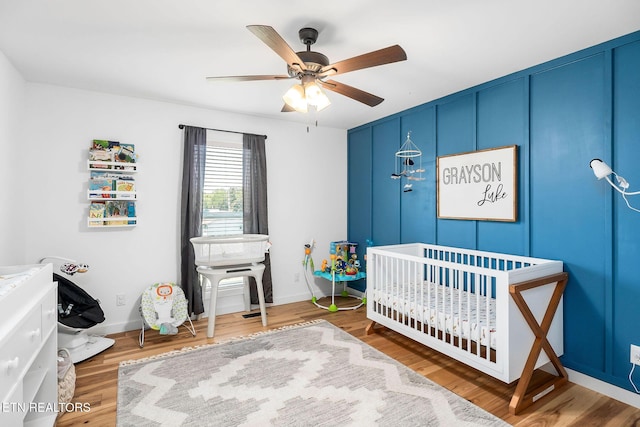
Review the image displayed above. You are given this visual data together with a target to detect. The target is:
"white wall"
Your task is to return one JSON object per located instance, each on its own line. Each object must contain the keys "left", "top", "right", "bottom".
{"left": 0, "top": 51, "right": 26, "bottom": 265}
{"left": 21, "top": 83, "right": 347, "bottom": 333}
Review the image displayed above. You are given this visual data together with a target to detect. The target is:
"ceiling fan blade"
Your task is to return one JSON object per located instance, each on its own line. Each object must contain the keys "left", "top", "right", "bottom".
{"left": 247, "top": 25, "right": 306, "bottom": 72}
{"left": 319, "top": 80, "right": 384, "bottom": 107}
{"left": 206, "top": 75, "right": 291, "bottom": 82}
{"left": 318, "top": 45, "right": 407, "bottom": 77}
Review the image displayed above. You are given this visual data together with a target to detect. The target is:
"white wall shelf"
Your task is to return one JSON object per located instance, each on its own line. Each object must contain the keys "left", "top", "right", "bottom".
{"left": 87, "top": 160, "right": 138, "bottom": 172}
{"left": 88, "top": 217, "right": 138, "bottom": 227}
{"left": 87, "top": 141, "right": 138, "bottom": 228}
{"left": 87, "top": 190, "right": 137, "bottom": 201}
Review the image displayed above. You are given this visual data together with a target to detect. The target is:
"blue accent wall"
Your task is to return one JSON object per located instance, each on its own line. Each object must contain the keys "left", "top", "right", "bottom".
{"left": 347, "top": 30, "right": 640, "bottom": 393}
{"left": 347, "top": 127, "right": 372, "bottom": 292}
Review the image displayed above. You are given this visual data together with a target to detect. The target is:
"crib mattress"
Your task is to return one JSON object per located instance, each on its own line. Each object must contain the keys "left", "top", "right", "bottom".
{"left": 372, "top": 282, "right": 497, "bottom": 349}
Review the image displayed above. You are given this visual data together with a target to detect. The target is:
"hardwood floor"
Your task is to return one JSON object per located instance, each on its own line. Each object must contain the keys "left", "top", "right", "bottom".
{"left": 56, "top": 298, "right": 640, "bottom": 426}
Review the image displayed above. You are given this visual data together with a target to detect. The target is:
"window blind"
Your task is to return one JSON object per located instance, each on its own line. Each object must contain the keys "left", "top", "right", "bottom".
{"left": 202, "top": 144, "right": 243, "bottom": 237}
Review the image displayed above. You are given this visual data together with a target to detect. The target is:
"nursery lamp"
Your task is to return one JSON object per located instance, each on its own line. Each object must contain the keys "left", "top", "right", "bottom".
{"left": 283, "top": 75, "right": 331, "bottom": 113}
{"left": 590, "top": 158, "right": 640, "bottom": 212}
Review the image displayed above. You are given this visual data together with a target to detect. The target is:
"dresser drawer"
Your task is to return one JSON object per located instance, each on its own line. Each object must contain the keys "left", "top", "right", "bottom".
{"left": 40, "top": 285, "right": 58, "bottom": 339}
{"left": 0, "top": 305, "right": 43, "bottom": 401}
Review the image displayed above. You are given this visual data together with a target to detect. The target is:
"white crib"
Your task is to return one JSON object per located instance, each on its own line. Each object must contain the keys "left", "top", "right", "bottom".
{"left": 366, "top": 243, "right": 568, "bottom": 414}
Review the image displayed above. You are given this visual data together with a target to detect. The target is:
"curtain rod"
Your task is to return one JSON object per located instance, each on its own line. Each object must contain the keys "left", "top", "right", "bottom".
{"left": 178, "top": 124, "right": 267, "bottom": 140}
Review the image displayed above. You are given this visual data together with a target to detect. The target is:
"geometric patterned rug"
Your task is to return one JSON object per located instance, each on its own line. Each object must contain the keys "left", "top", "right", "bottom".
{"left": 117, "top": 320, "right": 510, "bottom": 426}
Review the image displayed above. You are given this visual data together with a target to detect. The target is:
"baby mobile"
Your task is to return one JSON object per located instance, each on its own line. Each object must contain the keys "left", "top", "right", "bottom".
{"left": 391, "top": 131, "right": 425, "bottom": 192}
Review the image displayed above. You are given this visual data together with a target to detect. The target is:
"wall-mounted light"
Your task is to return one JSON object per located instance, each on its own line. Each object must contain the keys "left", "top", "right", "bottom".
{"left": 283, "top": 75, "right": 331, "bottom": 113}
{"left": 590, "top": 158, "right": 640, "bottom": 212}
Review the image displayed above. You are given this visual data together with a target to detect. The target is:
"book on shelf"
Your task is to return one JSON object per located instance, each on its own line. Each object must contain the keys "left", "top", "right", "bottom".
{"left": 114, "top": 143, "right": 136, "bottom": 163}
{"left": 127, "top": 201, "right": 136, "bottom": 225}
{"left": 116, "top": 179, "right": 135, "bottom": 198}
{"left": 89, "top": 172, "right": 135, "bottom": 199}
{"left": 88, "top": 199, "right": 136, "bottom": 227}
{"left": 92, "top": 140, "right": 121, "bottom": 151}
{"left": 105, "top": 200, "right": 129, "bottom": 225}
{"left": 89, "top": 202, "right": 106, "bottom": 226}
{"left": 89, "top": 149, "right": 114, "bottom": 167}
{"left": 89, "top": 140, "right": 137, "bottom": 169}
{"left": 89, "top": 178, "right": 114, "bottom": 199}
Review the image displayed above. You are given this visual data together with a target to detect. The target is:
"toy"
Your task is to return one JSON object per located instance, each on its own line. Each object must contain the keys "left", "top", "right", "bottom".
{"left": 335, "top": 256, "right": 347, "bottom": 274}
{"left": 303, "top": 241, "right": 314, "bottom": 272}
{"left": 345, "top": 253, "right": 359, "bottom": 275}
{"left": 302, "top": 239, "right": 318, "bottom": 303}
{"left": 309, "top": 240, "right": 368, "bottom": 312}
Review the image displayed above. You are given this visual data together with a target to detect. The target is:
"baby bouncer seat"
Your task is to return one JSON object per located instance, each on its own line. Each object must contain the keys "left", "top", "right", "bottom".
{"left": 139, "top": 282, "right": 196, "bottom": 347}
{"left": 55, "top": 272, "right": 116, "bottom": 363}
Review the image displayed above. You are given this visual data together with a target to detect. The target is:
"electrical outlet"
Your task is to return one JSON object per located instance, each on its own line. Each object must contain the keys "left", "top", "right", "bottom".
{"left": 631, "top": 344, "right": 640, "bottom": 365}
{"left": 116, "top": 294, "right": 126, "bottom": 307}
{"left": 293, "top": 273, "right": 300, "bottom": 283}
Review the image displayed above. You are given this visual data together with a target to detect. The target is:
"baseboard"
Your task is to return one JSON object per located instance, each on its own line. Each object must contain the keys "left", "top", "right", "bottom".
{"left": 90, "top": 320, "right": 139, "bottom": 336}
{"left": 566, "top": 367, "right": 640, "bottom": 409}
{"left": 273, "top": 291, "right": 316, "bottom": 306}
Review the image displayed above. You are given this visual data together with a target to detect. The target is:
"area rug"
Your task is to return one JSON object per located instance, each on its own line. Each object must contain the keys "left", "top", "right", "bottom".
{"left": 117, "top": 320, "right": 509, "bottom": 426}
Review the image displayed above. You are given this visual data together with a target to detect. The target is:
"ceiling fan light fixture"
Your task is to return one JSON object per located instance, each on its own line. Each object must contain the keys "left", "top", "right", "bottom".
{"left": 303, "top": 80, "right": 323, "bottom": 100}
{"left": 304, "top": 80, "right": 331, "bottom": 111}
{"left": 283, "top": 79, "right": 331, "bottom": 113}
{"left": 311, "top": 89, "right": 331, "bottom": 111}
{"left": 283, "top": 84, "right": 308, "bottom": 113}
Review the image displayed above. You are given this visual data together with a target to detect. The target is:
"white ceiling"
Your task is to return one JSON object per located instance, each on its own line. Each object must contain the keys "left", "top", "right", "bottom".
{"left": 1, "top": 0, "right": 639, "bottom": 130}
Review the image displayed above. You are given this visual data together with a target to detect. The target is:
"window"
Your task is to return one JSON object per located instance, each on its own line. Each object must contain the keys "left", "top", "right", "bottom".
{"left": 201, "top": 134, "right": 244, "bottom": 291}
{"left": 202, "top": 140, "right": 243, "bottom": 236}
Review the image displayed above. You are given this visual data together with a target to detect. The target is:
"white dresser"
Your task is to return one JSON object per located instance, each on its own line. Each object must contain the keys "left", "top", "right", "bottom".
{"left": 0, "top": 264, "right": 57, "bottom": 427}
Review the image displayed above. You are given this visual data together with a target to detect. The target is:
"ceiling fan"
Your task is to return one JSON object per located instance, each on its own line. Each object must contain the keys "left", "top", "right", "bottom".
{"left": 206, "top": 25, "right": 407, "bottom": 113}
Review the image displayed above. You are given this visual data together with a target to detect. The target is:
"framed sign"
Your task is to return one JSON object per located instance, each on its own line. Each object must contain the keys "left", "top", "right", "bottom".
{"left": 437, "top": 145, "right": 517, "bottom": 222}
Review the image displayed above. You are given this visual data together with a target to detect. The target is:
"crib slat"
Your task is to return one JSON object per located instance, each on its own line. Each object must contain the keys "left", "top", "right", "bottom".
{"left": 485, "top": 274, "right": 491, "bottom": 361}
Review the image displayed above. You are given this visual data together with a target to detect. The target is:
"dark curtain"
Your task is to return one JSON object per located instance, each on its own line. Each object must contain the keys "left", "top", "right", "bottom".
{"left": 180, "top": 126, "right": 206, "bottom": 315}
{"left": 243, "top": 133, "right": 273, "bottom": 304}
